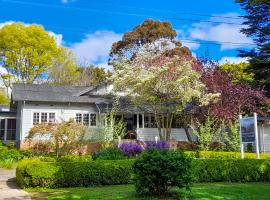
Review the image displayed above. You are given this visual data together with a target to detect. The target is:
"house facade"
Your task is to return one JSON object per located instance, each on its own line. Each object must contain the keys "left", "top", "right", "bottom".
{"left": 0, "top": 83, "right": 195, "bottom": 148}
{"left": 1, "top": 83, "right": 270, "bottom": 153}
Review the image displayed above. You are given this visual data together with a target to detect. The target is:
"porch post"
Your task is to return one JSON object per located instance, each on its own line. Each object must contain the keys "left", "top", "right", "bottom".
{"left": 4, "top": 119, "right": 7, "bottom": 141}
{"left": 137, "top": 113, "right": 139, "bottom": 129}
{"left": 142, "top": 113, "right": 145, "bottom": 128}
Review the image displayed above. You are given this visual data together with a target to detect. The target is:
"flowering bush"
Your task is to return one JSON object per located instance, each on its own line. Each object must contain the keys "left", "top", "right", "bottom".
{"left": 119, "top": 142, "right": 143, "bottom": 157}
{"left": 145, "top": 141, "right": 169, "bottom": 150}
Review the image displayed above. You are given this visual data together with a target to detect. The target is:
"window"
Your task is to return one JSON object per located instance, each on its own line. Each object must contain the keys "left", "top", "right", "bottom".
{"left": 6, "top": 119, "right": 16, "bottom": 140}
{"left": 49, "top": 113, "right": 56, "bottom": 123}
{"left": 0, "top": 119, "right": 5, "bottom": 140}
{"left": 41, "top": 113, "right": 48, "bottom": 123}
{"left": 33, "top": 112, "right": 56, "bottom": 125}
{"left": 33, "top": 112, "right": 40, "bottom": 124}
{"left": 90, "top": 114, "right": 97, "bottom": 126}
{"left": 76, "top": 113, "right": 82, "bottom": 123}
{"left": 83, "top": 114, "right": 89, "bottom": 126}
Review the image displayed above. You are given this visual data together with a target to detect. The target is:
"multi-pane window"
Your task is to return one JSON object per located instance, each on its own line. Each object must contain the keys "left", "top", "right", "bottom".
{"left": 49, "top": 113, "right": 56, "bottom": 123}
{"left": 33, "top": 112, "right": 40, "bottom": 124}
{"left": 76, "top": 113, "right": 82, "bottom": 123}
{"left": 83, "top": 114, "right": 89, "bottom": 126}
{"left": 33, "top": 112, "right": 56, "bottom": 125}
{"left": 76, "top": 113, "right": 97, "bottom": 126}
{"left": 90, "top": 114, "right": 97, "bottom": 126}
{"left": 41, "top": 113, "right": 48, "bottom": 123}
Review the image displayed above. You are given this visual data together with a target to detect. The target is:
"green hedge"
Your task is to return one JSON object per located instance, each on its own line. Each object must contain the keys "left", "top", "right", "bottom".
{"left": 193, "top": 159, "right": 270, "bottom": 182}
{"left": 17, "top": 157, "right": 270, "bottom": 188}
{"left": 16, "top": 159, "right": 133, "bottom": 188}
{"left": 186, "top": 151, "right": 270, "bottom": 159}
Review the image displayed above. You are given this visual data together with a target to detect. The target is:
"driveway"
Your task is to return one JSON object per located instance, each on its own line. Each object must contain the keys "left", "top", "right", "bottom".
{"left": 0, "top": 169, "right": 31, "bottom": 200}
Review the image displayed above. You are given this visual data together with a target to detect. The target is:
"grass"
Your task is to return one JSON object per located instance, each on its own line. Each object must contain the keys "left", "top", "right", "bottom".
{"left": 25, "top": 183, "right": 270, "bottom": 200}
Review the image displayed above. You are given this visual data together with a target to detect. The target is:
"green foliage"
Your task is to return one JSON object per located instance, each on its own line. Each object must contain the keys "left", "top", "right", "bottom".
{"left": 92, "top": 147, "right": 126, "bottom": 160}
{"left": 0, "top": 148, "right": 24, "bottom": 161}
{"left": 0, "top": 158, "right": 17, "bottom": 169}
{"left": 48, "top": 48, "right": 80, "bottom": 85}
{"left": 133, "top": 149, "right": 193, "bottom": 196}
{"left": 186, "top": 150, "right": 270, "bottom": 160}
{"left": 193, "top": 159, "right": 270, "bottom": 182}
{"left": 191, "top": 117, "right": 222, "bottom": 150}
{"left": 0, "top": 89, "right": 9, "bottom": 105}
{"left": 77, "top": 66, "right": 112, "bottom": 87}
{"left": 16, "top": 159, "right": 133, "bottom": 188}
{"left": 0, "top": 23, "right": 61, "bottom": 84}
{"left": 219, "top": 62, "right": 254, "bottom": 83}
{"left": 224, "top": 122, "right": 240, "bottom": 152}
{"left": 236, "top": 0, "right": 270, "bottom": 94}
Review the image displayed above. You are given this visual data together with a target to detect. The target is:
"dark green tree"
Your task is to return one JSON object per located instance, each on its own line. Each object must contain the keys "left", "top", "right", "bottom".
{"left": 236, "top": 0, "right": 270, "bottom": 94}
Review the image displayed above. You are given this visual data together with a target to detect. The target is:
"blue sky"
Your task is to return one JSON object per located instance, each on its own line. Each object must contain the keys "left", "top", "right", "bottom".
{"left": 0, "top": 0, "right": 254, "bottom": 69}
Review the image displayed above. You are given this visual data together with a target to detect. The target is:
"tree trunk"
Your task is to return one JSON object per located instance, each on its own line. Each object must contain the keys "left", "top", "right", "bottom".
{"left": 155, "top": 113, "right": 163, "bottom": 139}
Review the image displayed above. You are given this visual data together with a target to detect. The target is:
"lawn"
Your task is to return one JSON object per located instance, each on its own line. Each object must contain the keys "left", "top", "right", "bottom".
{"left": 26, "top": 183, "right": 270, "bottom": 200}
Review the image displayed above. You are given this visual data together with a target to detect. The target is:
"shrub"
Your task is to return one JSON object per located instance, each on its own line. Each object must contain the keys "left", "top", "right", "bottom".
{"left": 133, "top": 149, "right": 193, "bottom": 196}
{"left": 92, "top": 147, "right": 126, "bottom": 160}
{"left": 57, "top": 155, "right": 91, "bottom": 162}
{"left": 119, "top": 142, "right": 143, "bottom": 157}
{"left": 192, "top": 159, "right": 270, "bottom": 182}
{"left": 0, "top": 158, "right": 17, "bottom": 169}
{"left": 187, "top": 151, "right": 270, "bottom": 160}
{"left": 144, "top": 141, "right": 169, "bottom": 150}
{"left": 16, "top": 159, "right": 134, "bottom": 188}
{"left": 0, "top": 149, "right": 24, "bottom": 161}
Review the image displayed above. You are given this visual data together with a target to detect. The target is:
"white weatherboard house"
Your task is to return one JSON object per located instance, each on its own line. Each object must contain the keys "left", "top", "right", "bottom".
{"left": 0, "top": 83, "right": 196, "bottom": 148}
{"left": 1, "top": 83, "right": 270, "bottom": 152}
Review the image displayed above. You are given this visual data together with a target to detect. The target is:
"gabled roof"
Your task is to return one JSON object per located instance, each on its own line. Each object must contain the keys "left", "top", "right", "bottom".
{"left": 12, "top": 83, "right": 110, "bottom": 104}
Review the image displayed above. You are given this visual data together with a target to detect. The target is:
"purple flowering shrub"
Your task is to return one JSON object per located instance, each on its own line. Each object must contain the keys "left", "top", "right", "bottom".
{"left": 119, "top": 142, "right": 143, "bottom": 157}
{"left": 145, "top": 140, "right": 170, "bottom": 150}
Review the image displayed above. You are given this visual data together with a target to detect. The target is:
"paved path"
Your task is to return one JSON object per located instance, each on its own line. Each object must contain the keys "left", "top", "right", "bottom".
{"left": 0, "top": 169, "right": 31, "bottom": 200}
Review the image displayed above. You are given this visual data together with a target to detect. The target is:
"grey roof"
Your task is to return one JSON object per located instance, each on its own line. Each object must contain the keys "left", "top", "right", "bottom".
{"left": 12, "top": 83, "right": 110, "bottom": 104}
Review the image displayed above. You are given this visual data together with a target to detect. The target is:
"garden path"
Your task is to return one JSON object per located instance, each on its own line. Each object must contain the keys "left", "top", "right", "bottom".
{"left": 0, "top": 169, "right": 30, "bottom": 200}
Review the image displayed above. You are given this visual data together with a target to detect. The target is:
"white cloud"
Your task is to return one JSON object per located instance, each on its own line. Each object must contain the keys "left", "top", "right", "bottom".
{"left": 71, "top": 31, "right": 122, "bottom": 69}
{"left": 0, "top": 21, "right": 14, "bottom": 29}
{"left": 177, "top": 29, "right": 200, "bottom": 50}
{"left": 219, "top": 56, "right": 248, "bottom": 64}
{"left": 177, "top": 13, "right": 254, "bottom": 51}
{"left": 48, "top": 31, "right": 63, "bottom": 46}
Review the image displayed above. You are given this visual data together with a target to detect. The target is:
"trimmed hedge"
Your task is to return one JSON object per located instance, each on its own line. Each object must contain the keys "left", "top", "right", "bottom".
{"left": 16, "top": 159, "right": 133, "bottom": 188}
{"left": 17, "top": 157, "right": 270, "bottom": 188}
{"left": 193, "top": 159, "right": 270, "bottom": 182}
{"left": 186, "top": 151, "right": 270, "bottom": 159}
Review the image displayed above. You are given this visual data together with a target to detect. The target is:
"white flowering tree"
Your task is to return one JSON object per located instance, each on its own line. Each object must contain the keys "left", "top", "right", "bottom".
{"left": 111, "top": 51, "right": 219, "bottom": 140}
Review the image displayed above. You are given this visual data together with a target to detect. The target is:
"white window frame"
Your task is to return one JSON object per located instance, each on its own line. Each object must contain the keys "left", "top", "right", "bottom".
{"left": 75, "top": 112, "right": 97, "bottom": 127}
{"left": 32, "top": 111, "right": 56, "bottom": 125}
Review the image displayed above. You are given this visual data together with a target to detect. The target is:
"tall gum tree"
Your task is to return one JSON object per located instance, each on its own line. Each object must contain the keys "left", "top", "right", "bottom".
{"left": 109, "top": 19, "right": 191, "bottom": 64}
